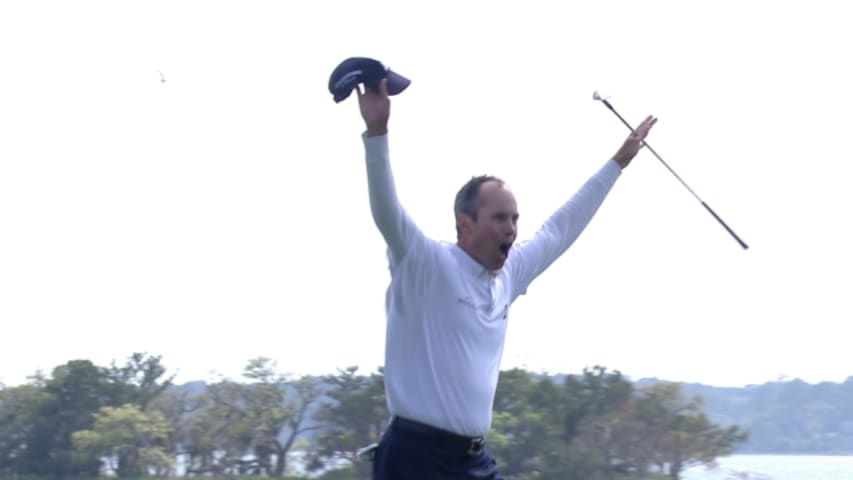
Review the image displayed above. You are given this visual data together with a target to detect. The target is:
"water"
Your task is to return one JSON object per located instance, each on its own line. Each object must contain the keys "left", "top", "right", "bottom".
{"left": 682, "top": 454, "right": 853, "bottom": 480}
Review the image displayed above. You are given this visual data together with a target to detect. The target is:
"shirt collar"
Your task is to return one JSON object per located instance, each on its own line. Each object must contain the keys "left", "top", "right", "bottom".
{"left": 450, "top": 244, "right": 498, "bottom": 278}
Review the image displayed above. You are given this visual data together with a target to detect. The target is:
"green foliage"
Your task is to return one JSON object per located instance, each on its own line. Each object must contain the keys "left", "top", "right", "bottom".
{"left": 624, "top": 382, "right": 749, "bottom": 479}
{"left": 177, "top": 358, "right": 322, "bottom": 476}
{"left": 0, "top": 384, "right": 52, "bottom": 477}
{"left": 312, "top": 466, "right": 362, "bottom": 480}
{"left": 72, "top": 404, "right": 174, "bottom": 477}
{"left": 675, "top": 377, "right": 853, "bottom": 454}
{"left": 22, "top": 359, "right": 120, "bottom": 477}
{"left": 105, "top": 353, "right": 175, "bottom": 411}
{"left": 0, "top": 355, "right": 761, "bottom": 479}
{"left": 487, "top": 367, "right": 749, "bottom": 480}
{"left": 308, "top": 366, "right": 387, "bottom": 480}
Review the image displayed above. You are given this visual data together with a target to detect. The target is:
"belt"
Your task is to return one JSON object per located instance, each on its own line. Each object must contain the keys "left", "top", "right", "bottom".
{"left": 390, "top": 416, "right": 486, "bottom": 455}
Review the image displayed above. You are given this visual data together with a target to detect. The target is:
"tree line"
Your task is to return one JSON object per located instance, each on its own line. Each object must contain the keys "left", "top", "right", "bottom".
{"left": 0, "top": 353, "right": 747, "bottom": 480}
{"left": 673, "top": 377, "right": 853, "bottom": 454}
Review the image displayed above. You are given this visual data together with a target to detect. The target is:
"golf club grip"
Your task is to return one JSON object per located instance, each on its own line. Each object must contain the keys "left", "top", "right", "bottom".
{"left": 701, "top": 201, "right": 749, "bottom": 249}
{"left": 599, "top": 97, "right": 748, "bottom": 249}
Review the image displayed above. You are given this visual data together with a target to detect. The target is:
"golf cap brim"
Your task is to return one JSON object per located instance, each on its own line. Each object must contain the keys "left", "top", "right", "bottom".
{"left": 329, "top": 57, "right": 411, "bottom": 103}
{"left": 383, "top": 70, "right": 411, "bottom": 96}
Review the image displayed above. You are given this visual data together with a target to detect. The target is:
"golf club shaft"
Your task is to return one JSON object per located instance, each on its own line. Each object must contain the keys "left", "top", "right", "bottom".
{"left": 600, "top": 99, "right": 749, "bottom": 250}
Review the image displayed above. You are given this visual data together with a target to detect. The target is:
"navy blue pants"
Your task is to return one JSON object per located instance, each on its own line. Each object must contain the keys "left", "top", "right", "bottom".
{"left": 372, "top": 418, "right": 503, "bottom": 480}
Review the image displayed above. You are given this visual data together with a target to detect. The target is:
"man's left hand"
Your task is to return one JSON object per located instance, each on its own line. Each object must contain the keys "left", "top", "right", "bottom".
{"left": 612, "top": 115, "right": 658, "bottom": 169}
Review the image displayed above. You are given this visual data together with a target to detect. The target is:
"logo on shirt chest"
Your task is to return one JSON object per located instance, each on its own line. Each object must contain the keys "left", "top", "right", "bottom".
{"left": 457, "top": 296, "right": 509, "bottom": 323}
{"left": 456, "top": 296, "right": 476, "bottom": 310}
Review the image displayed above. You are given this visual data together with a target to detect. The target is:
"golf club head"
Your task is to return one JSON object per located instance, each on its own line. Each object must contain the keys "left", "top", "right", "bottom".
{"left": 592, "top": 90, "right": 611, "bottom": 102}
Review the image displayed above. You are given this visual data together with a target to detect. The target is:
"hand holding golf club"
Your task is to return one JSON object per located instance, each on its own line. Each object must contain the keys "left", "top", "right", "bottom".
{"left": 593, "top": 90, "right": 749, "bottom": 250}
{"left": 611, "top": 115, "right": 658, "bottom": 169}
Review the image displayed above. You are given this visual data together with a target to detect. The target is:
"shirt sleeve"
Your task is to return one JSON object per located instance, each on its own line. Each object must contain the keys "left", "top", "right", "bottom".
{"left": 507, "top": 159, "right": 622, "bottom": 300}
{"left": 363, "top": 133, "right": 438, "bottom": 293}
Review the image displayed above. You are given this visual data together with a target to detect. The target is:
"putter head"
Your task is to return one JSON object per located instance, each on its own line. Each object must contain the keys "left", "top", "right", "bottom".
{"left": 592, "top": 90, "right": 611, "bottom": 102}
{"left": 357, "top": 443, "right": 379, "bottom": 462}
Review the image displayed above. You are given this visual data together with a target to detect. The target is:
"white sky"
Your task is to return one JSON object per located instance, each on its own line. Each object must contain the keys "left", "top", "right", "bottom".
{"left": 1, "top": 1, "right": 850, "bottom": 388}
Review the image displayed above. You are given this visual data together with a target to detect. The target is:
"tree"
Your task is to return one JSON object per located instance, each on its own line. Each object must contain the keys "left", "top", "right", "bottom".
{"left": 180, "top": 358, "right": 323, "bottom": 477}
{"left": 177, "top": 385, "right": 235, "bottom": 476}
{"left": 242, "top": 357, "right": 323, "bottom": 476}
{"left": 4, "top": 355, "right": 177, "bottom": 478}
{"left": 488, "top": 369, "right": 564, "bottom": 477}
{"left": 630, "top": 382, "right": 748, "bottom": 480}
{"left": 487, "top": 367, "right": 637, "bottom": 480}
{"left": 20, "top": 360, "right": 121, "bottom": 477}
{"left": 309, "top": 366, "right": 388, "bottom": 479}
{"left": 148, "top": 382, "right": 207, "bottom": 475}
{"left": 0, "top": 384, "right": 51, "bottom": 477}
{"left": 562, "top": 366, "right": 634, "bottom": 444}
{"left": 72, "top": 404, "right": 174, "bottom": 477}
{"left": 107, "top": 352, "right": 175, "bottom": 411}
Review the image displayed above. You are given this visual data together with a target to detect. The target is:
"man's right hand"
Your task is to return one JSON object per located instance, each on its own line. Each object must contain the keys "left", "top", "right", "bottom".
{"left": 358, "top": 78, "right": 390, "bottom": 137}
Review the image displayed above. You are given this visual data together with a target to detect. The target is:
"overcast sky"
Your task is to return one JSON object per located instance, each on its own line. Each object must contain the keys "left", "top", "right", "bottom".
{"left": 1, "top": 0, "right": 850, "bottom": 388}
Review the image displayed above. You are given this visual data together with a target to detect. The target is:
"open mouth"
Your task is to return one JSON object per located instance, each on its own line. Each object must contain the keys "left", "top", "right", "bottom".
{"left": 499, "top": 242, "right": 512, "bottom": 257}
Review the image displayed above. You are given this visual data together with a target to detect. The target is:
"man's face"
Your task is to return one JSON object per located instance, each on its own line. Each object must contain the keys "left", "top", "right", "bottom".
{"left": 461, "top": 181, "right": 519, "bottom": 271}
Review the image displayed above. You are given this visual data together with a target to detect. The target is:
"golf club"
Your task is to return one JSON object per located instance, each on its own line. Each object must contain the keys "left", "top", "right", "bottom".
{"left": 593, "top": 91, "right": 749, "bottom": 250}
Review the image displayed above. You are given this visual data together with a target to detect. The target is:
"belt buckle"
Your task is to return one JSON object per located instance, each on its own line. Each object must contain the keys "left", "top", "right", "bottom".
{"left": 467, "top": 437, "right": 485, "bottom": 455}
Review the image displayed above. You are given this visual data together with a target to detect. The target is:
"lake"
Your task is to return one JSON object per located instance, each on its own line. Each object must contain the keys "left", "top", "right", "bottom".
{"left": 682, "top": 454, "right": 853, "bottom": 480}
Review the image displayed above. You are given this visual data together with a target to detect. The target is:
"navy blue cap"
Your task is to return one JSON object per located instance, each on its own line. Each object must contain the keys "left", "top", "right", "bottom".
{"left": 328, "top": 57, "right": 411, "bottom": 103}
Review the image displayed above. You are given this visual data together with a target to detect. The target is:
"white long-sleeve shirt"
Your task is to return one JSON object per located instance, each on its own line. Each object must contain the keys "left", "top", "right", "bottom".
{"left": 363, "top": 133, "right": 622, "bottom": 436}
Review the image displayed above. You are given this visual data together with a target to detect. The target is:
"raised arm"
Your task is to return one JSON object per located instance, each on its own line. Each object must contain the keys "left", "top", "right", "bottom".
{"left": 359, "top": 79, "right": 421, "bottom": 262}
{"left": 508, "top": 115, "right": 658, "bottom": 297}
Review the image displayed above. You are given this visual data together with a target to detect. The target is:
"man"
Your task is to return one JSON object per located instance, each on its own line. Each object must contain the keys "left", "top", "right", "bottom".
{"left": 357, "top": 79, "right": 657, "bottom": 479}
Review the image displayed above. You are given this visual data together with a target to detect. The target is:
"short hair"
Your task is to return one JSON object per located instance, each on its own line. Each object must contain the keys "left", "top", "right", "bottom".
{"left": 454, "top": 175, "right": 505, "bottom": 239}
